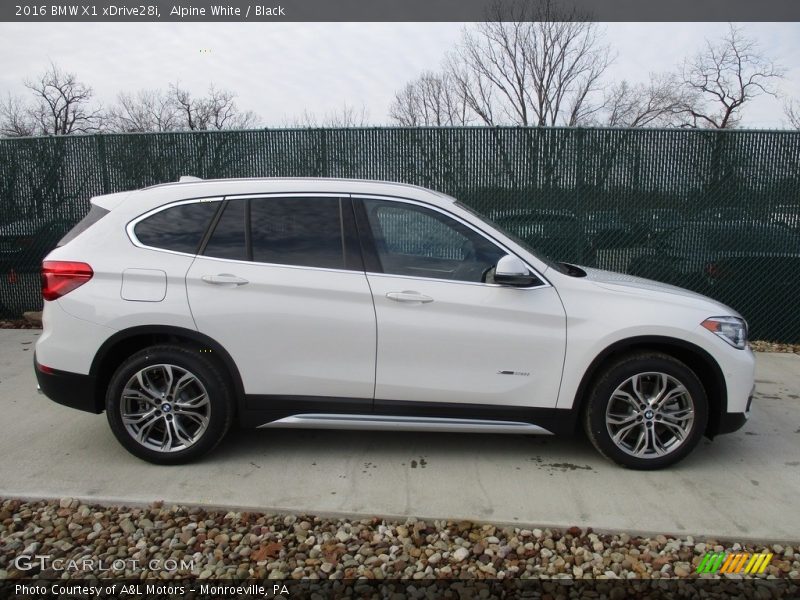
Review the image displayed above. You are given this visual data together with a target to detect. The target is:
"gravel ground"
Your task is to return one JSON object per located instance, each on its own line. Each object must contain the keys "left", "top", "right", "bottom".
{"left": 1, "top": 498, "right": 798, "bottom": 582}
{"left": 749, "top": 340, "right": 800, "bottom": 354}
{"left": 0, "top": 319, "right": 40, "bottom": 330}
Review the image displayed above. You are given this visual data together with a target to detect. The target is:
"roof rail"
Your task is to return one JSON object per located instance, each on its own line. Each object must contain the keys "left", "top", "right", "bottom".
{"left": 178, "top": 175, "right": 203, "bottom": 183}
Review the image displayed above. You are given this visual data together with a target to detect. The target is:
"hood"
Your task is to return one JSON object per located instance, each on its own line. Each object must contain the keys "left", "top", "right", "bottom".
{"left": 579, "top": 267, "right": 739, "bottom": 315}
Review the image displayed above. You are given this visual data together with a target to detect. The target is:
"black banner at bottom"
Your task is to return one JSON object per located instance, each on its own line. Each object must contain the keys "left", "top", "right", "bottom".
{"left": 2, "top": 578, "right": 799, "bottom": 599}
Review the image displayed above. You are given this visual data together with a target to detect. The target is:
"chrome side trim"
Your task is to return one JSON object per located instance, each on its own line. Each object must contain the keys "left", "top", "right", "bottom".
{"left": 224, "top": 192, "right": 346, "bottom": 200}
{"left": 258, "top": 413, "right": 554, "bottom": 435}
{"left": 126, "top": 196, "right": 225, "bottom": 258}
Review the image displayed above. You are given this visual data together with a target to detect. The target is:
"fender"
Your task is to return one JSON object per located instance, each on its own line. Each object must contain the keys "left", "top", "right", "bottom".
{"left": 90, "top": 325, "right": 246, "bottom": 414}
{"left": 572, "top": 335, "right": 728, "bottom": 437}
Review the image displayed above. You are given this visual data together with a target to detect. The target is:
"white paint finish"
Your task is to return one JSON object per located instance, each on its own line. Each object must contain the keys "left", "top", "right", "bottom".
{"left": 367, "top": 273, "right": 566, "bottom": 407}
{"left": 120, "top": 269, "right": 167, "bottom": 302}
{"left": 185, "top": 257, "right": 376, "bottom": 398}
{"left": 34, "top": 302, "right": 116, "bottom": 375}
{"left": 37, "top": 178, "right": 756, "bottom": 461}
{"left": 5, "top": 331, "right": 799, "bottom": 541}
{"left": 546, "top": 267, "right": 756, "bottom": 412}
{"left": 43, "top": 203, "right": 199, "bottom": 332}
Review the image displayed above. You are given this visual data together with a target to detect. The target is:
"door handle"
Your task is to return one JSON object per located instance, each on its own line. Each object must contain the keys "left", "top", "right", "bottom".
{"left": 386, "top": 291, "right": 434, "bottom": 304}
{"left": 201, "top": 274, "right": 249, "bottom": 286}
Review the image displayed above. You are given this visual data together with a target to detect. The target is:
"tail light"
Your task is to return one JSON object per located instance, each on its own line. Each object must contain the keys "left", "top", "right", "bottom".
{"left": 41, "top": 261, "right": 93, "bottom": 301}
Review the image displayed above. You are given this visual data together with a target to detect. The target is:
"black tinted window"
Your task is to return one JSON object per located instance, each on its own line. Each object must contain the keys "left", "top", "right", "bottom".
{"left": 204, "top": 200, "right": 247, "bottom": 260}
{"left": 250, "top": 197, "right": 344, "bottom": 269}
{"left": 134, "top": 202, "right": 218, "bottom": 254}
{"left": 363, "top": 199, "right": 505, "bottom": 283}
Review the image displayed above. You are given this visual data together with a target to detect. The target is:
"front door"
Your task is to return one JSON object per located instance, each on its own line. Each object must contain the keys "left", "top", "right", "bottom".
{"left": 356, "top": 197, "right": 566, "bottom": 409}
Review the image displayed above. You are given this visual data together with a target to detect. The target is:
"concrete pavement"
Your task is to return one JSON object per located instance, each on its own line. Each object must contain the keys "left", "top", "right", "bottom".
{"left": 1, "top": 329, "right": 798, "bottom": 542}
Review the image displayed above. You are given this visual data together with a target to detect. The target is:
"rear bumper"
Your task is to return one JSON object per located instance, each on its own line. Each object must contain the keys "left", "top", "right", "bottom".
{"left": 34, "top": 354, "right": 101, "bottom": 414}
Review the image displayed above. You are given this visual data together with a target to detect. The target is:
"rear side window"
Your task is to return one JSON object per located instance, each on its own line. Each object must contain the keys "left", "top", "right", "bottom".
{"left": 134, "top": 201, "right": 219, "bottom": 254}
{"left": 250, "top": 197, "right": 344, "bottom": 269}
{"left": 204, "top": 200, "right": 248, "bottom": 261}
{"left": 58, "top": 205, "right": 109, "bottom": 247}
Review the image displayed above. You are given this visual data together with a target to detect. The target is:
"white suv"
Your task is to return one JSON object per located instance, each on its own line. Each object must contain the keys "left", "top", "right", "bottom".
{"left": 35, "top": 178, "right": 754, "bottom": 468}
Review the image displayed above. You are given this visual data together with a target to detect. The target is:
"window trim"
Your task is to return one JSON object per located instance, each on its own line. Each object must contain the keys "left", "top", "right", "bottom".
{"left": 201, "top": 194, "right": 364, "bottom": 273}
{"left": 351, "top": 195, "right": 550, "bottom": 289}
{"left": 126, "top": 197, "right": 225, "bottom": 257}
{"left": 125, "top": 192, "right": 550, "bottom": 288}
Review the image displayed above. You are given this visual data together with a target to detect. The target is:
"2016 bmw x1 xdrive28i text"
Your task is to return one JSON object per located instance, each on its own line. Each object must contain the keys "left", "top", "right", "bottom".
{"left": 35, "top": 178, "right": 754, "bottom": 468}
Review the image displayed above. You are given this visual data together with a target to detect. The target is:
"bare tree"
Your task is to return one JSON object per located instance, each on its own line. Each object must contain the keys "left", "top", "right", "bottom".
{"left": 785, "top": 99, "right": 800, "bottom": 129}
{"left": 171, "top": 83, "right": 259, "bottom": 131}
{"left": 0, "top": 93, "right": 37, "bottom": 137}
{"left": 678, "top": 24, "right": 783, "bottom": 129}
{"left": 106, "top": 89, "right": 179, "bottom": 133}
{"left": 602, "top": 73, "right": 689, "bottom": 128}
{"left": 287, "top": 102, "right": 370, "bottom": 127}
{"left": 23, "top": 62, "right": 103, "bottom": 135}
{"left": 389, "top": 71, "right": 473, "bottom": 126}
{"left": 446, "top": 1, "right": 611, "bottom": 126}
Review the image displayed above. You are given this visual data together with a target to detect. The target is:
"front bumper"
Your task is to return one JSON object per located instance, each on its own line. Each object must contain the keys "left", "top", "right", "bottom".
{"left": 34, "top": 354, "right": 101, "bottom": 414}
{"left": 715, "top": 386, "right": 753, "bottom": 436}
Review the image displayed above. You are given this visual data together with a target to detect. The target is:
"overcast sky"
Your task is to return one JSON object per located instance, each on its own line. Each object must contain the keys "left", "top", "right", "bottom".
{"left": 1, "top": 22, "right": 798, "bottom": 128}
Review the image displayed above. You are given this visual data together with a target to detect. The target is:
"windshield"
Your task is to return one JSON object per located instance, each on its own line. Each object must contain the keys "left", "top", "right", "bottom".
{"left": 454, "top": 201, "right": 569, "bottom": 274}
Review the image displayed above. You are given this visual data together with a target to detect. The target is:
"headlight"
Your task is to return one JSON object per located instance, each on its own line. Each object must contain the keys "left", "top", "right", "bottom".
{"left": 701, "top": 316, "right": 748, "bottom": 349}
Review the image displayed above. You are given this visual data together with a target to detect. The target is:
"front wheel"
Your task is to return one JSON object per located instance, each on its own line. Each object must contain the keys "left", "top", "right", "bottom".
{"left": 106, "top": 345, "right": 233, "bottom": 465}
{"left": 584, "top": 352, "right": 708, "bottom": 470}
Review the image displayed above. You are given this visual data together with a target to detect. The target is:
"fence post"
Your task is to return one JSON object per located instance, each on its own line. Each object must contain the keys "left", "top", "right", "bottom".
{"left": 96, "top": 135, "right": 110, "bottom": 194}
{"left": 320, "top": 129, "right": 329, "bottom": 177}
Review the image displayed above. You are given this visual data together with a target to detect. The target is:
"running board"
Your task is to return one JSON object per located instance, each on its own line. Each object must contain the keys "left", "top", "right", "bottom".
{"left": 258, "top": 413, "right": 553, "bottom": 435}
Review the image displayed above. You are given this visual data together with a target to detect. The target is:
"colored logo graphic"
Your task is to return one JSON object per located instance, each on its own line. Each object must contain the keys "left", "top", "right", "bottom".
{"left": 695, "top": 552, "right": 773, "bottom": 574}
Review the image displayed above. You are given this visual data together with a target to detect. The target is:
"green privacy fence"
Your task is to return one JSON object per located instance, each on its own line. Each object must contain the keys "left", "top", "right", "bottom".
{"left": 1, "top": 127, "right": 799, "bottom": 341}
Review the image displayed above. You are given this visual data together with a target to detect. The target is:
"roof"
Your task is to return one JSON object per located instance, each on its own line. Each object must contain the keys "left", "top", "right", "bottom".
{"left": 95, "top": 177, "right": 458, "bottom": 216}
{"left": 142, "top": 176, "right": 455, "bottom": 202}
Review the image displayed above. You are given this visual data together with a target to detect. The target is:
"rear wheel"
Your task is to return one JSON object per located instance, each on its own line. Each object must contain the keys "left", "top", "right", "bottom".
{"left": 584, "top": 352, "right": 708, "bottom": 470}
{"left": 106, "top": 345, "right": 233, "bottom": 464}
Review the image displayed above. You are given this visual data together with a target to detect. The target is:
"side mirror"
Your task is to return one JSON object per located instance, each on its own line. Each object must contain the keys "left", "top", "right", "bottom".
{"left": 494, "top": 254, "right": 537, "bottom": 287}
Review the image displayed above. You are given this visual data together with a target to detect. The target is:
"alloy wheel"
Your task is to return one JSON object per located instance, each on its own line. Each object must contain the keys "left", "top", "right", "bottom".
{"left": 605, "top": 371, "right": 695, "bottom": 458}
{"left": 120, "top": 364, "right": 211, "bottom": 453}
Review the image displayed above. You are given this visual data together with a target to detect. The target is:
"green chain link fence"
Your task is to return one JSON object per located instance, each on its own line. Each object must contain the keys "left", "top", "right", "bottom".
{"left": 1, "top": 127, "right": 799, "bottom": 341}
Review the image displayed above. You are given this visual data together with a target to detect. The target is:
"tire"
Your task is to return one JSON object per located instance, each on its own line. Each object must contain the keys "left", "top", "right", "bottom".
{"left": 105, "top": 345, "right": 234, "bottom": 465}
{"left": 583, "top": 352, "right": 708, "bottom": 470}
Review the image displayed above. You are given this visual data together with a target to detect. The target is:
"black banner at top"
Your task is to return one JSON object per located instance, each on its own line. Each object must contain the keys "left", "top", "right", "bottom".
{"left": 2, "top": 0, "right": 800, "bottom": 22}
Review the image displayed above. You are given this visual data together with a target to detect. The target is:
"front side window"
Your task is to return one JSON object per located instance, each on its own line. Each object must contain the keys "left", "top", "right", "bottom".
{"left": 362, "top": 199, "right": 505, "bottom": 283}
{"left": 133, "top": 201, "right": 219, "bottom": 254}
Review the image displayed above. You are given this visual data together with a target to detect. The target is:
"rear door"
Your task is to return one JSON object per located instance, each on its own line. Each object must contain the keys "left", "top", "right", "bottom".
{"left": 185, "top": 195, "right": 376, "bottom": 406}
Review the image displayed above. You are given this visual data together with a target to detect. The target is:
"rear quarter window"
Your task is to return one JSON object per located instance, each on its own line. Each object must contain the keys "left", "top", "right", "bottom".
{"left": 133, "top": 201, "right": 219, "bottom": 254}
